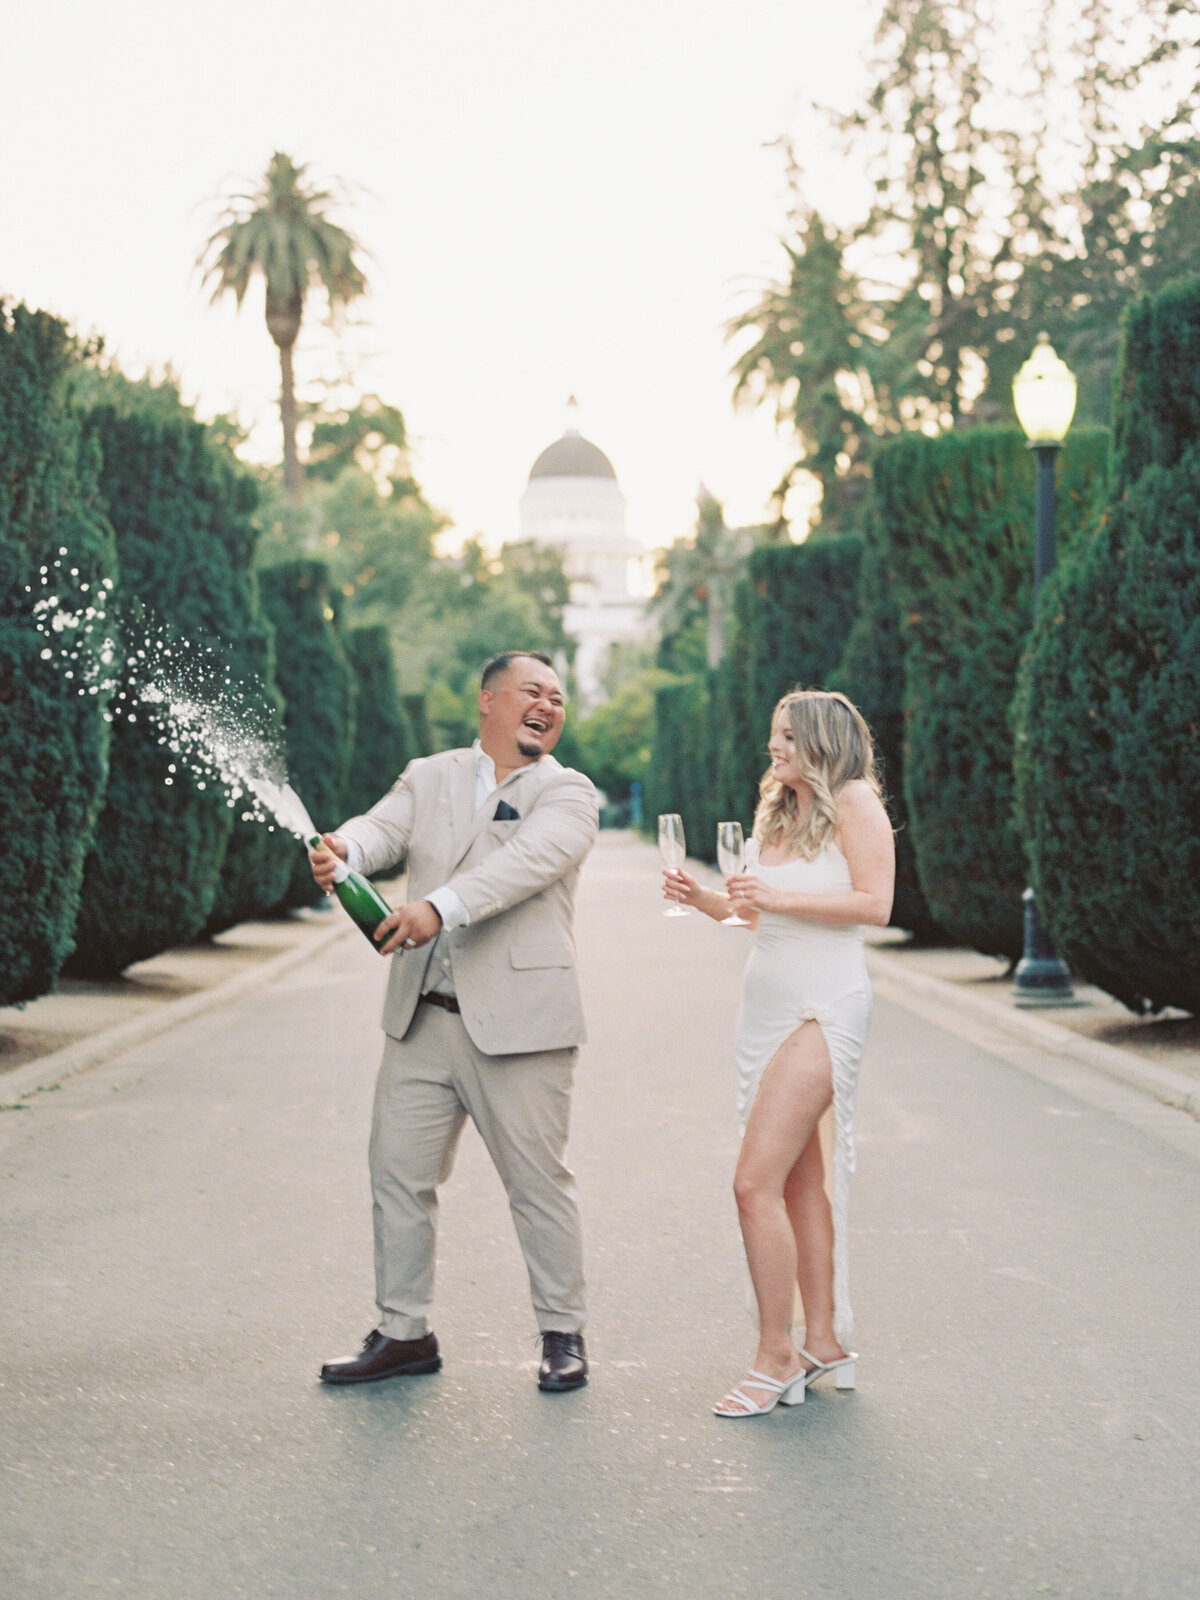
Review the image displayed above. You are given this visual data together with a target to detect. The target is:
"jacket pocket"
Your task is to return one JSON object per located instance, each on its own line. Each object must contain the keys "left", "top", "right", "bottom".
{"left": 510, "top": 942, "right": 573, "bottom": 969}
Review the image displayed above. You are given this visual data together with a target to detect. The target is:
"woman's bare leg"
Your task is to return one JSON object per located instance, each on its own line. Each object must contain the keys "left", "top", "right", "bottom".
{"left": 784, "top": 1129, "right": 846, "bottom": 1366}
{"left": 716, "top": 1022, "right": 833, "bottom": 1412}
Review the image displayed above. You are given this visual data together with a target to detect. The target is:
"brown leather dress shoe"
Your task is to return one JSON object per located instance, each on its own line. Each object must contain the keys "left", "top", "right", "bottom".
{"left": 319, "top": 1329, "right": 441, "bottom": 1385}
{"left": 538, "top": 1331, "right": 588, "bottom": 1391}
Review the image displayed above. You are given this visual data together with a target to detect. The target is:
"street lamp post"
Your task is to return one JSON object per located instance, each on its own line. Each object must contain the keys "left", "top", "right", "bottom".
{"left": 1012, "top": 333, "right": 1076, "bottom": 1006}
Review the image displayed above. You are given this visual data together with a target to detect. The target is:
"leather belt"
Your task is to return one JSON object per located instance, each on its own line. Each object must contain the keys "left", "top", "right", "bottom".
{"left": 419, "top": 991, "right": 461, "bottom": 1014}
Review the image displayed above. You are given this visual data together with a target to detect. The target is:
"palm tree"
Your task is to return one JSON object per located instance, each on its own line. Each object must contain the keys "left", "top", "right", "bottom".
{"left": 200, "top": 151, "right": 368, "bottom": 498}
{"left": 651, "top": 488, "right": 770, "bottom": 671}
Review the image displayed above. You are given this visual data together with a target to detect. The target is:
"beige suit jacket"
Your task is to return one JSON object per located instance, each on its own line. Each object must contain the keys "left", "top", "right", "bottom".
{"left": 337, "top": 748, "right": 599, "bottom": 1056}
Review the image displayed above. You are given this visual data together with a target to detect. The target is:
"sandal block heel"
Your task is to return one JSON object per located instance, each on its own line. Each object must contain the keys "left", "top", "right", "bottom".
{"left": 799, "top": 1348, "right": 858, "bottom": 1391}
{"left": 777, "top": 1372, "right": 807, "bottom": 1406}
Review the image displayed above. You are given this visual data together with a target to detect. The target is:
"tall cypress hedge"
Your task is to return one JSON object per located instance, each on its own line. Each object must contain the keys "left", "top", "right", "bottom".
{"left": 644, "top": 676, "right": 709, "bottom": 859}
{"left": 723, "top": 538, "right": 864, "bottom": 836}
{"left": 203, "top": 611, "right": 293, "bottom": 937}
{"left": 401, "top": 694, "right": 434, "bottom": 758}
{"left": 67, "top": 397, "right": 266, "bottom": 976}
{"left": 646, "top": 539, "right": 862, "bottom": 866}
{"left": 832, "top": 509, "right": 941, "bottom": 938}
{"left": 258, "top": 561, "right": 357, "bottom": 912}
{"left": 0, "top": 305, "right": 117, "bottom": 1004}
{"left": 1014, "top": 279, "right": 1200, "bottom": 1012}
{"left": 874, "top": 427, "right": 1109, "bottom": 959}
{"left": 343, "top": 626, "right": 412, "bottom": 820}
{"left": 743, "top": 537, "right": 864, "bottom": 741}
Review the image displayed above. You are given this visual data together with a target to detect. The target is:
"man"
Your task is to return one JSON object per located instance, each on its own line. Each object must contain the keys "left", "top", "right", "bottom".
{"left": 310, "top": 651, "right": 598, "bottom": 1392}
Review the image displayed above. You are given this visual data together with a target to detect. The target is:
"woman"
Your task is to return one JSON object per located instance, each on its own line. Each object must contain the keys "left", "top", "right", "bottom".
{"left": 664, "top": 690, "right": 894, "bottom": 1417}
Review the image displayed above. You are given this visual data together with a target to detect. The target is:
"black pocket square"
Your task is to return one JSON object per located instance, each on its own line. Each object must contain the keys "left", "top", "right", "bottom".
{"left": 494, "top": 800, "right": 520, "bottom": 821}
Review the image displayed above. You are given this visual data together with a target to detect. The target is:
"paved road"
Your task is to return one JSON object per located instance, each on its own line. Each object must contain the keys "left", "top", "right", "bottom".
{"left": 2, "top": 834, "right": 1197, "bottom": 1600}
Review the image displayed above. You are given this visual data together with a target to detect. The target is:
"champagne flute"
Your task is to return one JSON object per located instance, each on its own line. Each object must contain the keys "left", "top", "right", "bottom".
{"left": 658, "top": 813, "right": 693, "bottom": 916}
{"left": 716, "top": 820, "right": 750, "bottom": 926}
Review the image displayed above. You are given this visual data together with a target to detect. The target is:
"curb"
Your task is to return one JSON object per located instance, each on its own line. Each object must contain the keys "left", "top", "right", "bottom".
{"left": 866, "top": 943, "right": 1200, "bottom": 1121}
{"left": 0, "top": 916, "right": 351, "bottom": 1108}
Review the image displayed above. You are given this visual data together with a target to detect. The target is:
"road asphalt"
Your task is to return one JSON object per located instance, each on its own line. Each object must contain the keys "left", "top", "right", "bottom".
{"left": 2, "top": 833, "right": 1198, "bottom": 1600}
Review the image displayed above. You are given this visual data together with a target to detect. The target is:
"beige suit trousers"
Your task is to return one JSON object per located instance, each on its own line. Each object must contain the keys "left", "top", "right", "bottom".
{"left": 369, "top": 1002, "right": 586, "bottom": 1341}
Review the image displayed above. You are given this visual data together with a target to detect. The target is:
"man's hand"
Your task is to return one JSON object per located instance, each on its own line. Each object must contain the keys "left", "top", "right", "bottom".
{"left": 309, "top": 833, "right": 348, "bottom": 892}
{"left": 375, "top": 899, "right": 442, "bottom": 956}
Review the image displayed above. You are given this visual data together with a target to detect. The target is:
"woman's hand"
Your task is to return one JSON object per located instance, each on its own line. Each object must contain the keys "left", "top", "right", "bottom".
{"left": 663, "top": 866, "right": 704, "bottom": 909}
{"left": 724, "top": 872, "right": 779, "bottom": 913}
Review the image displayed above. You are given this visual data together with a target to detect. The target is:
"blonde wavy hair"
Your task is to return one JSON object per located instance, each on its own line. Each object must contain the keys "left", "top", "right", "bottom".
{"left": 752, "top": 689, "right": 881, "bottom": 859}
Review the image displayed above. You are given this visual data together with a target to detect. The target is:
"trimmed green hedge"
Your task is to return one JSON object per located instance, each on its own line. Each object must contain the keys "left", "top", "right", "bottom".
{"left": 722, "top": 538, "right": 864, "bottom": 846}
{"left": 1014, "top": 280, "right": 1200, "bottom": 1012}
{"left": 401, "top": 694, "right": 434, "bottom": 759}
{"left": 203, "top": 609, "right": 293, "bottom": 936}
{"left": 0, "top": 305, "right": 116, "bottom": 1004}
{"left": 646, "top": 539, "right": 862, "bottom": 866}
{"left": 832, "top": 509, "right": 941, "bottom": 938}
{"left": 644, "top": 676, "right": 709, "bottom": 860}
{"left": 258, "top": 561, "right": 357, "bottom": 912}
{"left": 1111, "top": 276, "right": 1200, "bottom": 492}
{"left": 875, "top": 427, "right": 1110, "bottom": 959}
{"left": 744, "top": 537, "right": 863, "bottom": 742}
{"left": 343, "top": 626, "right": 412, "bottom": 820}
{"left": 67, "top": 400, "right": 265, "bottom": 976}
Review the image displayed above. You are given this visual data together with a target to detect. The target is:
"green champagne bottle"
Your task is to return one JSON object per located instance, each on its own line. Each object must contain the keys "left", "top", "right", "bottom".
{"left": 308, "top": 835, "right": 391, "bottom": 952}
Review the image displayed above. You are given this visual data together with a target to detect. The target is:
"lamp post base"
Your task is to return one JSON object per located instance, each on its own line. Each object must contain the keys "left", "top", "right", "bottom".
{"left": 1013, "top": 887, "right": 1075, "bottom": 1007}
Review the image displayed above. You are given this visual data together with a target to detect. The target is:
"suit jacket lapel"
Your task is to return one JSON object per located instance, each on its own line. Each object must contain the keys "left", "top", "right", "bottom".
{"left": 445, "top": 749, "right": 478, "bottom": 863}
{"left": 452, "top": 755, "right": 558, "bottom": 868}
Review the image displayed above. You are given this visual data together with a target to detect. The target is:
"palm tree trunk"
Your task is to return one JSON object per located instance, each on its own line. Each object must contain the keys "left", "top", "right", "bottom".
{"left": 278, "top": 339, "right": 302, "bottom": 500}
{"left": 706, "top": 589, "right": 726, "bottom": 669}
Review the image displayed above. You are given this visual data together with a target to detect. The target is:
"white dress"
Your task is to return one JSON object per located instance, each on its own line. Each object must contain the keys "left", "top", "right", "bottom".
{"left": 733, "top": 845, "right": 872, "bottom": 1350}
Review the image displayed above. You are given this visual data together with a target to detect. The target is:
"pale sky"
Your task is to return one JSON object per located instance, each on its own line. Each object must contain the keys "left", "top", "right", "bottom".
{"left": 3, "top": 0, "right": 877, "bottom": 555}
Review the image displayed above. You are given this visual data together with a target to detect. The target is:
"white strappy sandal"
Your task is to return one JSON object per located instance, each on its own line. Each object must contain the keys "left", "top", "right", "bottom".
{"left": 712, "top": 1368, "right": 810, "bottom": 1417}
{"left": 798, "top": 1348, "right": 858, "bottom": 1390}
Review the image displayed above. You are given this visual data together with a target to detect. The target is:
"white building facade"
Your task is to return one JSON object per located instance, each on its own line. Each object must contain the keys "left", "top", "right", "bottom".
{"left": 517, "top": 401, "right": 646, "bottom": 704}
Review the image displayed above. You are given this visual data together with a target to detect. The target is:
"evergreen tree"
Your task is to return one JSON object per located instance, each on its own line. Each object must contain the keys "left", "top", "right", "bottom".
{"left": 0, "top": 304, "right": 116, "bottom": 1003}
{"left": 831, "top": 507, "right": 940, "bottom": 937}
{"left": 257, "top": 561, "right": 357, "bottom": 911}
{"left": 67, "top": 384, "right": 266, "bottom": 977}
{"left": 1014, "top": 277, "right": 1200, "bottom": 1012}
{"left": 875, "top": 426, "right": 1109, "bottom": 959}
{"left": 342, "top": 626, "right": 412, "bottom": 820}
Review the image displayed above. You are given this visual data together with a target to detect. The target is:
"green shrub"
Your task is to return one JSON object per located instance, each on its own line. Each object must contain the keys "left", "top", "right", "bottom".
{"left": 876, "top": 427, "right": 1109, "bottom": 959}
{"left": 647, "top": 539, "right": 863, "bottom": 867}
{"left": 203, "top": 609, "right": 293, "bottom": 936}
{"left": 832, "top": 508, "right": 941, "bottom": 938}
{"left": 258, "top": 561, "right": 357, "bottom": 912}
{"left": 0, "top": 304, "right": 116, "bottom": 1003}
{"left": 401, "top": 694, "right": 434, "bottom": 758}
{"left": 1111, "top": 277, "right": 1200, "bottom": 491}
{"left": 719, "top": 538, "right": 864, "bottom": 850}
{"left": 743, "top": 537, "right": 863, "bottom": 740}
{"left": 644, "top": 676, "right": 709, "bottom": 860}
{"left": 1014, "top": 283, "right": 1200, "bottom": 1012}
{"left": 343, "top": 626, "right": 412, "bottom": 819}
{"left": 67, "top": 397, "right": 266, "bottom": 976}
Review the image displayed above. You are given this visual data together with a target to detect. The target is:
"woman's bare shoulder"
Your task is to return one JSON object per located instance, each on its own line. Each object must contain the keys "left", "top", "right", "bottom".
{"left": 836, "top": 781, "right": 892, "bottom": 829}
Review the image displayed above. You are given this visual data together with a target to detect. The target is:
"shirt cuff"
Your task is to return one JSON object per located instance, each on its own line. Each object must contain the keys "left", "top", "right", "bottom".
{"left": 342, "top": 837, "right": 365, "bottom": 874}
{"left": 425, "top": 884, "right": 470, "bottom": 931}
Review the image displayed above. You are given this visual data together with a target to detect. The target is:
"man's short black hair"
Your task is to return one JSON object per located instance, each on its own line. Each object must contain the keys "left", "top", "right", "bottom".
{"left": 480, "top": 650, "right": 555, "bottom": 691}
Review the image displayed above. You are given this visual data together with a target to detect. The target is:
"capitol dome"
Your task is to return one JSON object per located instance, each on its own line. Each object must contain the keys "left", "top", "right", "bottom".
{"left": 528, "top": 432, "right": 617, "bottom": 482}
{"left": 516, "top": 398, "right": 646, "bottom": 705}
